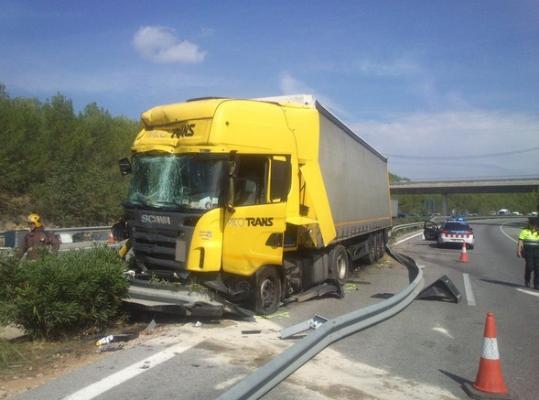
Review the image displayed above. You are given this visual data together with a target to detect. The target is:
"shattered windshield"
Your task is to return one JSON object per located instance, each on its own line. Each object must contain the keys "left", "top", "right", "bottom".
{"left": 127, "top": 154, "right": 226, "bottom": 211}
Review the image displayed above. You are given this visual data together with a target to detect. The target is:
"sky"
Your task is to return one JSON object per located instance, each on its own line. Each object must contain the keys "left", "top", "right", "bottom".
{"left": 1, "top": 0, "right": 538, "bottom": 180}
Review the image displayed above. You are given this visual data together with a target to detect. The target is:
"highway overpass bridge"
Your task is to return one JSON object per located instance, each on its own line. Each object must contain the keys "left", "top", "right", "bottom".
{"left": 390, "top": 177, "right": 539, "bottom": 215}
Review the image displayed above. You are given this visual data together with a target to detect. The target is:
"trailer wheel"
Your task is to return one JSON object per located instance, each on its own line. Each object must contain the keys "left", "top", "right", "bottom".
{"left": 330, "top": 245, "right": 350, "bottom": 286}
{"left": 254, "top": 266, "right": 281, "bottom": 315}
{"left": 366, "top": 234, "right": 377, "bottom": 264}
{"left": 376, "top": 232, "right": 385, "bottom": 259}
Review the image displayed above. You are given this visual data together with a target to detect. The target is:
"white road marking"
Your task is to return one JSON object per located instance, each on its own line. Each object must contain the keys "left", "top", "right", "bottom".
{"left": 394, "top": 230, "right": 424, "bottom": 246}
{"left": 516, "top": 288, "right": 539, "bottom": 297}
{"left": 432, "top": 325, "right": 454, "bottom": 339}
{"left": 463, "top": 273, "right": 476, "bottom": 306}
{"left": 499, "top": 223, "right": 518, "bottom": 243}
{"left": 62, "top": 340, "right": 203, "bottom": 400}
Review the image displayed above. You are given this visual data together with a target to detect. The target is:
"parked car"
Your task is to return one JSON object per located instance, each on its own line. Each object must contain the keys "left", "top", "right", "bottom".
{"left": 423, "top": 220, "right": 440, "bottom": 240}
{"left": 497, "top": 209, "right": 510, "bottom": 216}
{"left": 437, "top": 221, "right": 475, "bottom": 249}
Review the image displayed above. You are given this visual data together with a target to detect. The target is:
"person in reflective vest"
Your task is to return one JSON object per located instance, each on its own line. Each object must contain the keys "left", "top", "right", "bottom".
{"left": 517, "top": 217, "right": 539, "bottom": 289}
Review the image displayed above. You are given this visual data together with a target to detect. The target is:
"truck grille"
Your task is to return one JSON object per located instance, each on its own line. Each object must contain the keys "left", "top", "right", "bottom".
{"left": 131, "top": 224, "right": 190, "bottom": 275}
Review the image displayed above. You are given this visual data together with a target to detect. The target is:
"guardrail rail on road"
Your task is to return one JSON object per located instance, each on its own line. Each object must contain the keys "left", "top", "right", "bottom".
{"left": 217, "top": 225, "right": 426, "bottom": 400}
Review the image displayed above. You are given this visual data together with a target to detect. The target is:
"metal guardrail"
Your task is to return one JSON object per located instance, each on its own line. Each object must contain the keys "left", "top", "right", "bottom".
{"left": 390, "top": 221, "right": 424, "bottom": 237}
{"left": 0, "top": 226, "right": 112, "bottom": 250}
{"left": 217, "top": 228, "right": 425, "bottom": 400}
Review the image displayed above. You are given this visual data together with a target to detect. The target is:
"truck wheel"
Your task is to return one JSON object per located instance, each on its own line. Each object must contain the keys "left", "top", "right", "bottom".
{"left": 376, "top": 232, "right": 385, "bottom": 259}
{"left": 366, "top": 234, "right": 377, "bottom": 264}
{"left": 254, "top": 266, "right": 281, "bottom": 315}
{"left": 330, "top": 245, "right": 349, "bottom": 286}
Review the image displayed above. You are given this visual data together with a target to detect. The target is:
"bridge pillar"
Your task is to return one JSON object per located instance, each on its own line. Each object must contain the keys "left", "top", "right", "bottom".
{"left": 442, "top": 193, "right": 449, "bottom": 216}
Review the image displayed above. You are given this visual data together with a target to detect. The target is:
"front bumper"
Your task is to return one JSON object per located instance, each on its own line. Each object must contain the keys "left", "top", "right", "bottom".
{"left": 123, "top": 277, "right": 253, "bottom": 318}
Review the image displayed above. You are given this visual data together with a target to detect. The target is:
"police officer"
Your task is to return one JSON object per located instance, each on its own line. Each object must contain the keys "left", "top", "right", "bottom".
{"left": 20, "top": 213, "right": 60, "bottom": 260}
{"left": 517, "top": 217, "right": 539, "bottom": 289}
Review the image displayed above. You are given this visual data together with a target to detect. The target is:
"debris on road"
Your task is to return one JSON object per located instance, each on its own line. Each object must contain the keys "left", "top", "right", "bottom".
{"left": 141, "top": 319, "right": 157, "bottom": 335}
{"left": 347, "top": 278, "right": 371, "bottom": 285}
{"left": 241, "top": 329, "right": 262, "bottom": 335}
{"left": 95, "top": 335, "right": 114, "bottom": 346}
{"left": 344, "top": 283, "right": 360, "bottom": 293}
{"left": 97, "top": 343, "right": 125, "bottom": 353}
{"left": 257, "top": 311, "right": 290, "bottom": 320}
{"left": 95, "top": 333, "right": 139, "bottom": 347}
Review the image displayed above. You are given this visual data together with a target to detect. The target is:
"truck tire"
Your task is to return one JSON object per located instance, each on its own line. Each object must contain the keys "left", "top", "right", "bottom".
{"left": 330, "top": 245, "right": 349, "bottom": 286}
{"left": 376, "top": 232, "right": 385, "bottom": 260}
{"left": 366, "top": 234, "right": 376, "bottom": 264}
{"left": 254, "top": 266, "right": 281, "bottom": 315}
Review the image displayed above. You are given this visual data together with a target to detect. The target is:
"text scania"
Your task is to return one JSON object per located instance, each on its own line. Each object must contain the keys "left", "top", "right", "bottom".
{"left": 228, "top": 217, "right": 274, "bottom": 227}
{"left": 141, "top": 215, "right": 172, "bottom": 224}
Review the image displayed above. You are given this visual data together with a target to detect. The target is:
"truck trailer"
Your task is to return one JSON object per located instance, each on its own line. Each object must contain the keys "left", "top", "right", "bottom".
{"left": 117, "top": 95, "right": 392, "bottom": 314}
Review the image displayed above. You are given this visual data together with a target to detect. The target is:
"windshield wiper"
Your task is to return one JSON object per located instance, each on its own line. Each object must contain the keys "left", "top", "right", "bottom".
{"left": 152, "top": 201, "right": 198, "bottom": 212}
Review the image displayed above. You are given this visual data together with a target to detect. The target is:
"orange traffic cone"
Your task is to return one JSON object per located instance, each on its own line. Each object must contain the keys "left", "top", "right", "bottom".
{"left": 463, "top": 312, "right": 511, "bottom": 399}
{"left": 459, "top": 241, "right": 469, "bottom": 263}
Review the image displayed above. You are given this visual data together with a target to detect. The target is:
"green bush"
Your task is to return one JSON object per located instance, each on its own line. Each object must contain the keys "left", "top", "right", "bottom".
{"left": 0, "top": 247, "right": 129, "bottom": 338}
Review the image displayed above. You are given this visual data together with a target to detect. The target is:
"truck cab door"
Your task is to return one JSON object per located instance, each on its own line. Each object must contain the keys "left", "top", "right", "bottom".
{"left": 423, "top": 220, "right": 439, "bottom": 240}
{"left": 222, "top": 155, "right": 290, "bottom": 277}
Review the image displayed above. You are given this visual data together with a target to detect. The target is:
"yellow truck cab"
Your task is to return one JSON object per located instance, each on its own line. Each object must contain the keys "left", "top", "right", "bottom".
{"left": 118, "top": 95, "right": 391, "bottom": 314}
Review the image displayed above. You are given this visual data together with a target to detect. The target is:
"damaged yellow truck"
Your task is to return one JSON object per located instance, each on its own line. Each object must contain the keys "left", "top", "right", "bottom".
{"left": 117, "top": 95, "right": 392, "bottom": 314}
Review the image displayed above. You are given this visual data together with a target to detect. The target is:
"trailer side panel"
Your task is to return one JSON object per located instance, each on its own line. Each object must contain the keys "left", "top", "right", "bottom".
{"left": 318, "top": 112, "right": 391, "bottom": 240}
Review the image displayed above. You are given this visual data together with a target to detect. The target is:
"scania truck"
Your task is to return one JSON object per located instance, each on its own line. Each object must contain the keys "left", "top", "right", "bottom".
{"left": 117, "top": 95, "right": 392, "bottom": 314}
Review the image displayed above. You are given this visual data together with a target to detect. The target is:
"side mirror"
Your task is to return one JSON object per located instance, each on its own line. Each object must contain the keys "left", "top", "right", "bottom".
{"left": 119, "top": 158, "right": 132, "bottom": 176}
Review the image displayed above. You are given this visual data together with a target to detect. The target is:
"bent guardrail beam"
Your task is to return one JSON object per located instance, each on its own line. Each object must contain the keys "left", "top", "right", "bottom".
{"left": 217, "top": 246, "right": 424, "bottom": 400}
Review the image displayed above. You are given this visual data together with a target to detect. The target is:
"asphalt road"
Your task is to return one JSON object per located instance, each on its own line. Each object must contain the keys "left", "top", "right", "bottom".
{"left": 14, "top": 218, "right": 538, "bottom": 400}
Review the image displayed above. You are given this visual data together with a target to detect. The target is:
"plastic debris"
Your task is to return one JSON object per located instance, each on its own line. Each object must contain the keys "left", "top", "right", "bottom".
{"left": 142, "top": 319, "right": 157, "bottom": 335}
{"left": 95, "top": 333, "right": 138, "bottom": 347}
{"left": 96, "top": 335, "right": 114, "bottom": 346}
{"left": 194, "top": 321, "right": 202, "bottom": 327}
